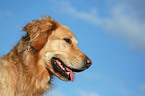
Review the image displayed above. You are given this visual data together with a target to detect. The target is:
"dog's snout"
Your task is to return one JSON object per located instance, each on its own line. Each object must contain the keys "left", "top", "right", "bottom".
{"left": 84, "top": 57, "right": 92, "bottom": 68}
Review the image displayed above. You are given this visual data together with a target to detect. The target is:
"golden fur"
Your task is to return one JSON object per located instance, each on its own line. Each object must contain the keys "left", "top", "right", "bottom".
{"left": 0, "top": 16, "right": 92, "bottom": 96}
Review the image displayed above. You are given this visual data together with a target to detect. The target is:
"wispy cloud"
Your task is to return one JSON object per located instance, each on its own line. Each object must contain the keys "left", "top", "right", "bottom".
{"left": 103, "top": 4, "right": 145, "bottom": 50}
{"left": 139, "top": 84, "right": 145, "bottom": 93}
{"left": 77, "top": 90, "right": 100, "bottom": 96}
{"left": 117, "top": 83, "right": 145, "bottom": 96}
{"left": 44, "top": 89, "right": 100, "bottom": 96}
{"left": 44, "top": 89, "right": 65, "bottom": 96}
{"left": 118, "top": 87, "right": 137, "bottom": 96}
{"left": 52, "top": 0, "right": 145, "bottom": 51}
{"left": 58, "top": 1, "right": 101, "bottom": 26}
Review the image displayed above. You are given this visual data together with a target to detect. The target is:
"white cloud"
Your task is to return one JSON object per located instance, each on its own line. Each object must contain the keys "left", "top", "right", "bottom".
{"left": 139, "top": 84, "right": 145, "bottom": 96}
{"left": 44, "top": 89, "right": 65, "bottom": 96}
{"left": 52, "top": 0, "right": 145, "bottom": 51}
{"left": 139, "top": 84, "right": 145, "bottom": 93}
{"left": 77, "top": 90, "right": 100, "bottom": 96}
{"left": 102, "top": 4, "right": 145, "bottom": 50}
{"left": 118, "top": 87, "right": 136, "bottom": 95}
{"left": 60, "top": 1, "right": 101, "bottom": 26}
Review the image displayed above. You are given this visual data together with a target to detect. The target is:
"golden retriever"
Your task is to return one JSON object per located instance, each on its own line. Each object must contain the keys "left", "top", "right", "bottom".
{"left": 0, "top": 16, "right": 92, "bottom": 96}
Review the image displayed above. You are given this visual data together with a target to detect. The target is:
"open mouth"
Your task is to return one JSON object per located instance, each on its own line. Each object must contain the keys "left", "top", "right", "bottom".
{"left": 51, "top": 57, "right": 75, "bottom": 82}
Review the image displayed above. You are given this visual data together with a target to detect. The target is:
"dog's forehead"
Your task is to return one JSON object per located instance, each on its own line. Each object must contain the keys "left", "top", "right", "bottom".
{"left": 54, "top": 25, "right": 76, "bottom": 39}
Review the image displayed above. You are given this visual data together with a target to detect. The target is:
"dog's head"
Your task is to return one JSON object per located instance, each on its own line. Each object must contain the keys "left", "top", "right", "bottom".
{"left": 24, "top": 16, "right": 92, "bottom": 82}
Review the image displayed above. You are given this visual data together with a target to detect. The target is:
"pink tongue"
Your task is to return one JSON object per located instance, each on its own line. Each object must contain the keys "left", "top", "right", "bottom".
{"left": 65, "top": 67, "right": 75, "bottom": 82}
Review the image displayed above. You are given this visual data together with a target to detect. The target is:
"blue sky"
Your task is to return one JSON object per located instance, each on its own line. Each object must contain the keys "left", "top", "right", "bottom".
{"left": 0, "top": 0, "right": 145, "bottom": 96}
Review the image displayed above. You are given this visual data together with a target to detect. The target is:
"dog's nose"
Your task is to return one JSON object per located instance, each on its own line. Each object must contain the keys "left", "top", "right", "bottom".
{"left": 84, "top": 57, "right": 92, "bottom": 68}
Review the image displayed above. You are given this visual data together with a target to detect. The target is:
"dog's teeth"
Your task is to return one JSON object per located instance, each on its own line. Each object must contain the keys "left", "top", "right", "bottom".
{"left": 58, "top": 62, "right": 61, "bottom": 65}
{"left": 66, "top": 72, "right": 70, "bottom": 75}
{"left": 60, "top": 65, "right": 64, "bottom": 69}
{"left": 55, "top": 59, "right": 65, "bottom": 70}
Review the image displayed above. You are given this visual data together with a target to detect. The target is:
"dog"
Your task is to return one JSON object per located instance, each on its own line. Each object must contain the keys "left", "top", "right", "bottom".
{"left": 0, "top": 16, "right": 92, "bottom": 96}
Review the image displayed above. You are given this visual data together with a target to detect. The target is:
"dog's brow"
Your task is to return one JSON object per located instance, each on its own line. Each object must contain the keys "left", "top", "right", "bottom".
{"left": 72, "top": 37, "right": 78, "bottom": 44}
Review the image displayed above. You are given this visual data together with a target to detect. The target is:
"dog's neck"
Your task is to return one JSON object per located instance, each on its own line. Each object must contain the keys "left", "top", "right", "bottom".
{"left": 0, "top": 34, "right": 52, "bottom": 96}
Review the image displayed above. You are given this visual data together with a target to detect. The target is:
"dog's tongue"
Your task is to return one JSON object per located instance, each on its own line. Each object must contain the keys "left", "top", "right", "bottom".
{"left": 65, "top": 67, "right": 75, "bottom": 82}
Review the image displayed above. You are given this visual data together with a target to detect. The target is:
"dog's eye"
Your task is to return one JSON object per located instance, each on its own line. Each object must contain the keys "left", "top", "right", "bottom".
{"left": 64, "top": 38, "right": 72, "bottom": 44}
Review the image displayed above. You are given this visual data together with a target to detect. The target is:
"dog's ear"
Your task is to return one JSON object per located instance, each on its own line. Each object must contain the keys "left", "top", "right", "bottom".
{"left": 23, "top": 16, "right": 58, "bottom": 50}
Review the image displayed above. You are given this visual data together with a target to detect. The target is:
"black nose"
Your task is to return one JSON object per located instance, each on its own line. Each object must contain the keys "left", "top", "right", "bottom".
{"left": 84, "top": 57, "right": 92, "bottom": 68}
